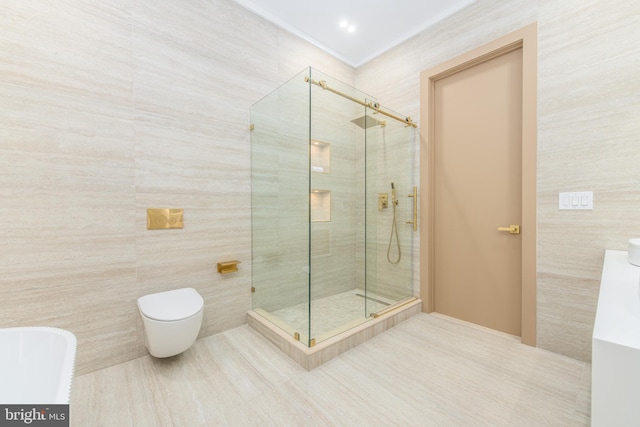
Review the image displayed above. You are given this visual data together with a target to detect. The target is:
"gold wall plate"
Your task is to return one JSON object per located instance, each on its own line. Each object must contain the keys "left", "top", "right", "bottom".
{"left": 147, "top": 208, "right": 184, "bottom": 230}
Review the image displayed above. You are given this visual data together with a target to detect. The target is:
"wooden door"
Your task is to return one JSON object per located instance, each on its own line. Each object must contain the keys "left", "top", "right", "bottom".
{"left": 432, "top": 48, "right": 523, "bottom": 336}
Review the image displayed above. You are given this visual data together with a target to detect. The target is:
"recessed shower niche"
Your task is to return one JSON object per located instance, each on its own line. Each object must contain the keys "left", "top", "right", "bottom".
{"left": 249, "top": 67, "right": 420, "bottom": 369}
{"left": 310, "top": 140, "right": 331, "bottom": 222}
{"left": 310, "top": 189, "right": 330, "bottom": 222}
{"left": 310, "top": 140, "right": 331, "bottom": 174}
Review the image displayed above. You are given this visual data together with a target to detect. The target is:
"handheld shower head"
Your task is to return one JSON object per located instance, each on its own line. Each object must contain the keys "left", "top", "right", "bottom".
{"left": 390, "top": 182, "right": 397, "bottom": 204}
{"left": 387, "top": 181, "right": 401, "bottom": 264}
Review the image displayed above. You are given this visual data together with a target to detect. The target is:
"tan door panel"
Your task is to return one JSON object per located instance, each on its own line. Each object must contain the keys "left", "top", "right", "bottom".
{"left": 433, "top": 48, "right": 523, "bottom": 336}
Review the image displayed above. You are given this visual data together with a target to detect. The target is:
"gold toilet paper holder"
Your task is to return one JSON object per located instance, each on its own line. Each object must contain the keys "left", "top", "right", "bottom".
{"left": 217, "top": 260, "right": 241, "bottom": 275}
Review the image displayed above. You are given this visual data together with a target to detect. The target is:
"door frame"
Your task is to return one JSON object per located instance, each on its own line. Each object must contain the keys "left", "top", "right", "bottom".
{"left": 419, "top": 23, "right": 538, "bottom": 346}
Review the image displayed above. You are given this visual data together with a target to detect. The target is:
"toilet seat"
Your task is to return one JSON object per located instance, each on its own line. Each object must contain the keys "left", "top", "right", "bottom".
{"left": 138, "top": 287, "right": 204, "bottom": 322}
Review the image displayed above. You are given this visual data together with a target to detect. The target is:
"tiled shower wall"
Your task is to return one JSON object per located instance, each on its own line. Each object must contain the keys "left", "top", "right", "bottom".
{"left": 0, "top": 0, "right": 354, "bottom": 375}
{"left": 356, "top": 0, "right": 640, "bottom": 362}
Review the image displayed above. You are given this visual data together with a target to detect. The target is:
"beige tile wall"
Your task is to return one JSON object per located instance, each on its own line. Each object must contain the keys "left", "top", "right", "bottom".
{"left": 0, "top": 0, "right": 354, "bottom": 375}
{"left": 356, "top": 0, "right": 640, "bottom": 362}
{"left": 3, "top": 0, "right": 636, "bottom": 375}
{"left": 309, "top": 83, "right": 361, "bottom": 302}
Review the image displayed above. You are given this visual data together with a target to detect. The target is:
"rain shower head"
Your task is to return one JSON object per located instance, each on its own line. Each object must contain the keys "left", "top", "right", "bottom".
{"left": 350, "top": 115, "right": 385, "bottom": 129}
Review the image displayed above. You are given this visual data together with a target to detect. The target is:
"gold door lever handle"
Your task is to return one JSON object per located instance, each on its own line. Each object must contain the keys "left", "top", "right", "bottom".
{"left": 498, "top": 225, "right": 520, "bottom": 234}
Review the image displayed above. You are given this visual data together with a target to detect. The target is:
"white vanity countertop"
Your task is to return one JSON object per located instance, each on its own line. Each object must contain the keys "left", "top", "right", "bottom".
{"left": 593, "top": 250, "right": 640, "bottom": 349}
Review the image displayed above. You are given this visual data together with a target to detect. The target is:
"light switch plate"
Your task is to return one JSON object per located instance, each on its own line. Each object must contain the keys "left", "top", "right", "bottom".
{"left": 559, "top": 192, "right": 593, "bottom": 210}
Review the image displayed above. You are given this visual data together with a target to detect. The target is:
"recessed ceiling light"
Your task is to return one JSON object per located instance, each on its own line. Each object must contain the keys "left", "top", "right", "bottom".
{"left": 339, "top": 19, "right": 356, "bottom": 33}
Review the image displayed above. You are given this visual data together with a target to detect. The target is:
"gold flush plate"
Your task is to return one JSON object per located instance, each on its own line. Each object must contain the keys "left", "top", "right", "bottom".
{"left": 147, "top": 208, "right": 184, "bottom": 230}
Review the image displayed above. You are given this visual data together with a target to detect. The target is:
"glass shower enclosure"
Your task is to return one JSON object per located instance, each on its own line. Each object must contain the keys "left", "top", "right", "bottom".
{"left": 251, "top": 67, "right": 416, "bottom": 347}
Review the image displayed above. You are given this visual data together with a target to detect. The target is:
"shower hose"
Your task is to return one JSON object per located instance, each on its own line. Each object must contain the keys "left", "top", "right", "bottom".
{"left": 387, "top": 196, "right": 401, "bottom": 264}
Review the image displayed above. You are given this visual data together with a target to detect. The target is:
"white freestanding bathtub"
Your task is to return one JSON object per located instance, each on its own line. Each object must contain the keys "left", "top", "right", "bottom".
{"left": 0, "top": 327, "right": 77, "bottom": 404}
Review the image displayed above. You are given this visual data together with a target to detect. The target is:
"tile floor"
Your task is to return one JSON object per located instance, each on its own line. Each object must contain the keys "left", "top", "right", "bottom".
{"left": 71, "top": 313, "right": 591, "bottom": 426}
{"left": 270, "top": 289, "right": 394, "bottom": 341}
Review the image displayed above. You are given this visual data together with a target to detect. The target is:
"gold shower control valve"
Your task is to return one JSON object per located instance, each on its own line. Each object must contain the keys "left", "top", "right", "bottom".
{"left": 378, "top": 193, "right": 388, "bottom": 210}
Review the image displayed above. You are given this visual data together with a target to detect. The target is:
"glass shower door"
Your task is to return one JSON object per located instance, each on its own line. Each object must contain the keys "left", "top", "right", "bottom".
{"left": 364, "top": 101, "right": 417, "bottom": 317}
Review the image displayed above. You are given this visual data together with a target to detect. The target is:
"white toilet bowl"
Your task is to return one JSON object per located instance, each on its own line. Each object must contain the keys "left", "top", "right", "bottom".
{"left": 137, "top": 287, "right": 204, "bottom": 358}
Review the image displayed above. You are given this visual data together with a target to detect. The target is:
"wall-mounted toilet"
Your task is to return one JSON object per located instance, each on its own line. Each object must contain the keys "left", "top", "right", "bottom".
{"left": 137, "top": 287, "right": 204, "bottom": 358}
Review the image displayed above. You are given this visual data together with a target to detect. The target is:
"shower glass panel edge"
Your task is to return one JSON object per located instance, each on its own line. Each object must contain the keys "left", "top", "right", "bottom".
{"left": 250, "top": 68, "right": 311, "bottom": 344}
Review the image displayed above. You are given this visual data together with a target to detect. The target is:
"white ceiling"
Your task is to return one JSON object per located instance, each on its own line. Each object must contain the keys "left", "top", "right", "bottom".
{"left": 230, "top": 0, "right": 477, "bottom": 67}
